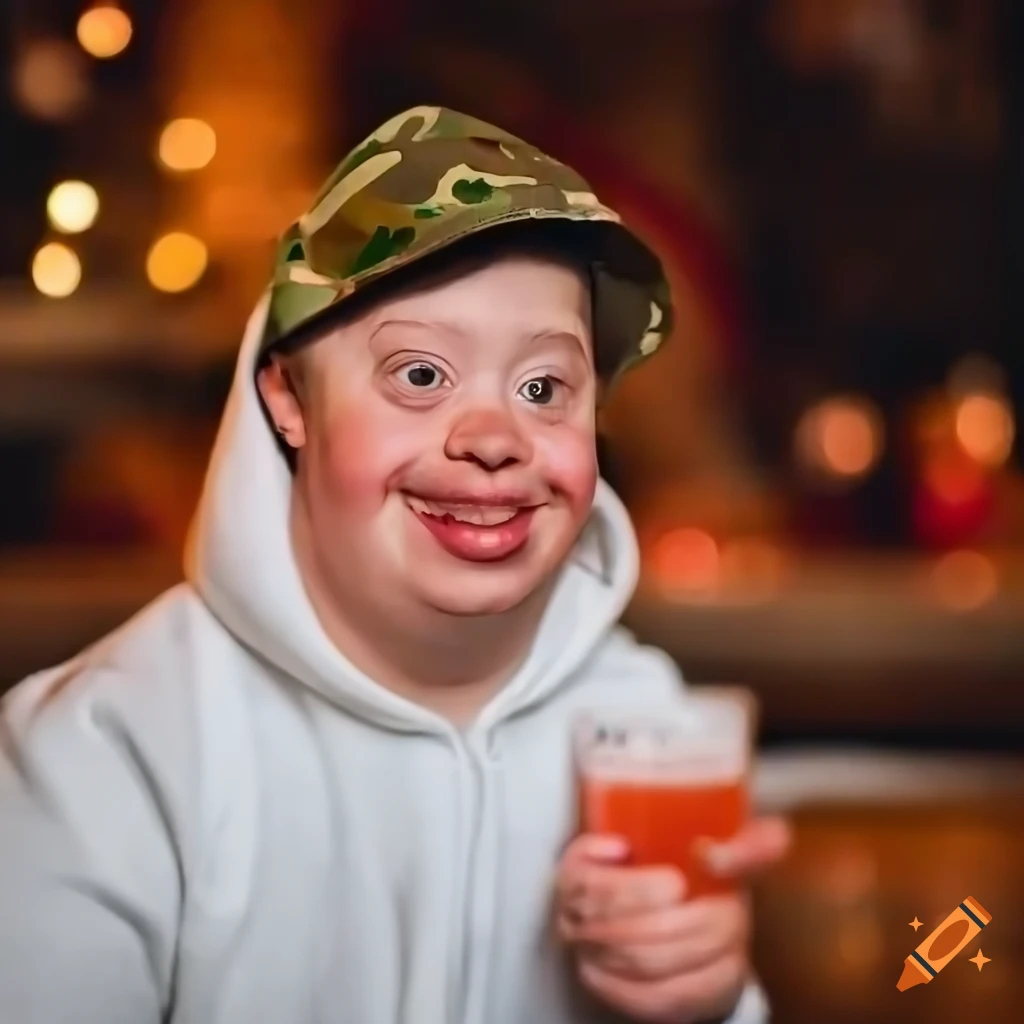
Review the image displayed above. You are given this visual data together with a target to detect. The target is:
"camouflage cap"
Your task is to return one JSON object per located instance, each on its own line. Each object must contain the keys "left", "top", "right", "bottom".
{"left": 263, "top": 106, "right": 672, "bottom": 385}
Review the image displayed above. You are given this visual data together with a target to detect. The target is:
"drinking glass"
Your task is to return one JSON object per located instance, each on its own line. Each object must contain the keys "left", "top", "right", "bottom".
{"left": 574, "top": 690, "right": 753, "bottom": 898}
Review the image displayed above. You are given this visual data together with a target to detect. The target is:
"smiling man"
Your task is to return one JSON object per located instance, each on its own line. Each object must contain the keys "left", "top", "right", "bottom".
{"left": 0, "top": 107, "right": 788, "bottom": 1024}
{"left": 259, "top": 226, "right": 605, "bottom": 716}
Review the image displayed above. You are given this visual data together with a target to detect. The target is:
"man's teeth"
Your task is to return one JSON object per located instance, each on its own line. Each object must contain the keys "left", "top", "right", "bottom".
{"left": 406, "top": 496, "right": 520, "bottom": 526}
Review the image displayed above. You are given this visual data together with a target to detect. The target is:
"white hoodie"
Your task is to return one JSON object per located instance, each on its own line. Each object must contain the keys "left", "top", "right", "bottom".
{"left": 0, "top": 296, "right": 768, "bottom": 1024}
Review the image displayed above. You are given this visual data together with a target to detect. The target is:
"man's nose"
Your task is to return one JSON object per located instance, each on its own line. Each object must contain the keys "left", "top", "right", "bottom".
{"left": 444, "top": 406, "right": 534, "bottom": 471}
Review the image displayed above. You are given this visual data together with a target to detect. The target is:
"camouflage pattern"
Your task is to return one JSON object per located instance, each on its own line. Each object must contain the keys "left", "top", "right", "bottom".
{"left": 262, "top": 106, "right": 672, "bottom": 384}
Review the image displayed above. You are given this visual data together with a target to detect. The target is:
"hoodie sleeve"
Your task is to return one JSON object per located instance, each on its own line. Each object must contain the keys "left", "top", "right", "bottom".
{"left": 0, "top": 667, "right": 183, "bottom": 1024}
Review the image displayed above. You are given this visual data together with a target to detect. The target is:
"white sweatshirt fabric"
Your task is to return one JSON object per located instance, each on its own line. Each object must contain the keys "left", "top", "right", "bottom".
{"left": 0, "top": 294, "right": 768, "bottom": 1024}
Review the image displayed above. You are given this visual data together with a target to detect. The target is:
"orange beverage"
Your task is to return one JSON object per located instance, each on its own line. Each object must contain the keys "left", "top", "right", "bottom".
{"left": 580, "top": 777, "right": 748, "bottom": 897}
{"left": 575, "top": 694, "right": 752, "bottom": 898}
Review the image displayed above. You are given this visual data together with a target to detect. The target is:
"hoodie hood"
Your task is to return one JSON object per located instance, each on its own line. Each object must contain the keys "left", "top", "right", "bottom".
{"left": 185, "top": 293, "right": 642, "bottom": 734}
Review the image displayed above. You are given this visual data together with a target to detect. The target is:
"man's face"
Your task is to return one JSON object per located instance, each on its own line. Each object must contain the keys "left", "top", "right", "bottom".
{"left": 260, "top": 254, "right": 599, "bottom": 617}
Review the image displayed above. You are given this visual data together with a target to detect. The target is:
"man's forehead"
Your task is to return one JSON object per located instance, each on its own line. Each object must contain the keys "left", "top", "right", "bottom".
{"left": 366, "top": 256, "right": 589, "bottom": 327}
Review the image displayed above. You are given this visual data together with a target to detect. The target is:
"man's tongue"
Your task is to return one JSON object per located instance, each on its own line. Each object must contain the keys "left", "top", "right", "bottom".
{"left": 407, "top": 498, "right": 535, "bottom": 562}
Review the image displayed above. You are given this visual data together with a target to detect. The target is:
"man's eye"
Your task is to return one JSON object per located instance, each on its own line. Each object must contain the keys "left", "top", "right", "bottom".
{"left": 517, "top": 376, "right": 558, "bottom": 405}
{"left": 396, "top": 362, "right": 446, "bottom": 390}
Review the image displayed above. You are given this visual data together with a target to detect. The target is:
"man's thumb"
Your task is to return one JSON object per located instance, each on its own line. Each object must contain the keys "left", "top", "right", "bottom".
{"left": 561, "top": 833, "right": 630, "bottom": 868}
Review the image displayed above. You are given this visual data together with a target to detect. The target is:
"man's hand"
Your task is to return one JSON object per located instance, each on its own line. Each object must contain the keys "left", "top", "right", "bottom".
{"left": 555, "top": 818, "right": 790, "bottom": 1023}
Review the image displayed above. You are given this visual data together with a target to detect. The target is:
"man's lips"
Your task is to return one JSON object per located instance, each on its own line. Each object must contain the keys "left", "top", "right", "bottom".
{"left": 403, "top": 492, "right": 541, "bottom": 526}
{"left": 402, "top": 492, "right": 541, "bottom": 561}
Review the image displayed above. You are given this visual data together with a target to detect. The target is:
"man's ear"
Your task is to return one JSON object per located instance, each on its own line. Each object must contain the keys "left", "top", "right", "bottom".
{"left": 257, "top": 357, "right": 307, "bottom": 449}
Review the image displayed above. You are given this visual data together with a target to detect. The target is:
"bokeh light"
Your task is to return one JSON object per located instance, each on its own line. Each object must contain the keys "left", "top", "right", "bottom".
{"left": 650, "top": 527, "right": 720, "bottom": 597}
{"left": 796, "top": 396, "right": 884, "bottom": 482}
{"left": 914, "top": 451, "right": 993, "bottom": 549}
{"left": 955, "top": 393, "right": 1015, "bottom": 467}
{"left": 31, "top": 243, "right": 82, "bottom": 298}
{"left": 46, "top": 181, "right": 99, "bottom": 234}
{"left": 158, "top": 119, "right": 217, "bottom": 172}
{"left": 931, "top": 550, "right": 998, "bottom": 611}
{"left": 76, "top": 5, "right": 133, "bottom": 59}
{"left": 922, "top": 452, "right": 987, "bottom": 506}
{"left": 12, "top": 40, "right": 89, "bottom": 122}
{"left": 146, "top": 232, "right": 208, "bottom": 293}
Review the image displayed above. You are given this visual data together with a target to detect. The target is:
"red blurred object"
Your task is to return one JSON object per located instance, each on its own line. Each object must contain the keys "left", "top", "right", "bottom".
{"left": 912, "top": 451, "right": 994, "bottom": 548}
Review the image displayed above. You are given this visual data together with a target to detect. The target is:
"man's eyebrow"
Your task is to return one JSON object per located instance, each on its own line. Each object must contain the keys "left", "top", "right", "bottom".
{"left": 527, "top": 329, "right": 592, "bottom": 362}
{"left": 368, "top": 318, "right": 466, "bottom": 340}
{"left": 529, "top": 328, "right": 588, "bottom": 345}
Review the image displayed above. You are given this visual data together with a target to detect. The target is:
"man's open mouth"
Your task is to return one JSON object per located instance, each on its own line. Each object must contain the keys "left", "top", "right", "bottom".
{"left": 402, "top": 493, "right": 539, "bottom": 562}
{"left": 404, "top": 495, "right": 529, "bottom": 526}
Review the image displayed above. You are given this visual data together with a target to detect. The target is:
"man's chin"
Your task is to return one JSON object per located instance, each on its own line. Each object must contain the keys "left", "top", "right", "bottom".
{"left": 402, "top": 525, "right": 574, "bottom": 618}
{"left": 413, "top": 571, "right": 545, "bottom": 619}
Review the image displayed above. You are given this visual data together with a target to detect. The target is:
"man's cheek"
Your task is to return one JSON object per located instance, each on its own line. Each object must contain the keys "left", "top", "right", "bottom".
{"left": 321, "top": 417, "right": 418, "bottom": 507}
{"left": 537, "top": 434, "right": 598, "bottom": 510}
{"left": 314, "top": 418, "right": 384, "bottom": 508}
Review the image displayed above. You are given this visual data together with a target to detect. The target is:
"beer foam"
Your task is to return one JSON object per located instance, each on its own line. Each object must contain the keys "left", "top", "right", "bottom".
{"left": 575, "top": 705, "right": 748, "bottom": 785}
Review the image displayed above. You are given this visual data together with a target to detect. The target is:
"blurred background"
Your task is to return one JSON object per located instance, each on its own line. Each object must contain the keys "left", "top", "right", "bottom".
{"left": 1, "top": 0, "right": 1021, "bottom": 1020}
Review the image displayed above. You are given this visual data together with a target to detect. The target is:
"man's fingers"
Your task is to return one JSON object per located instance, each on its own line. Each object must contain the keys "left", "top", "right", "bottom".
{"left": 561, "top": 833, "right": 630, "bottom": 869}
{"left": 577, "top": 897, "right": 748, "bottom": 981}
{"left": 557, "top": 863, "right": 686, "bottom": 928}
{"left": 702, "top": 816, "right": 792, "bottom": 879}
{"left": 557, "top": 834, "right": 683, "bottom": 934}
{"left": 566, "top": 893, "right": 747, "bottom": 949}
{"left": 579, "top": 951, "right": 748, "bottom": 1023}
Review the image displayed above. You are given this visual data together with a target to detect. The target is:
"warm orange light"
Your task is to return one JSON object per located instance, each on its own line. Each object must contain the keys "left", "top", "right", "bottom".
{"left": 146, "top": 232, "right": 208, "bottom": 293}
{"left": 932, "top": 550, "right": 998, "bottom": 611}
{"left": 821, "top": 410, "right": 875, "bottom": 475}
{"left": 13, "top": 40, "right": 89, "bottom": 121}
{"left": 955, "top": 393, "right": 1015, "bottom": 468}
{"left": 158, "top": 118, "right": 217, "bottom": 172}
{"left": 650, "top": 528, "right": 720, "bottom": 596}
{"left": 47, "top": 180, "right": 99, "bottom": 233}
{"left": 796, "top": 396, "right": 883, "bottom": 481}
{"left": 77, "top": 5, "right": 133, "bottom": 59}
{"left": 32, "top": 242, "right": 82, "bottom": 298}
